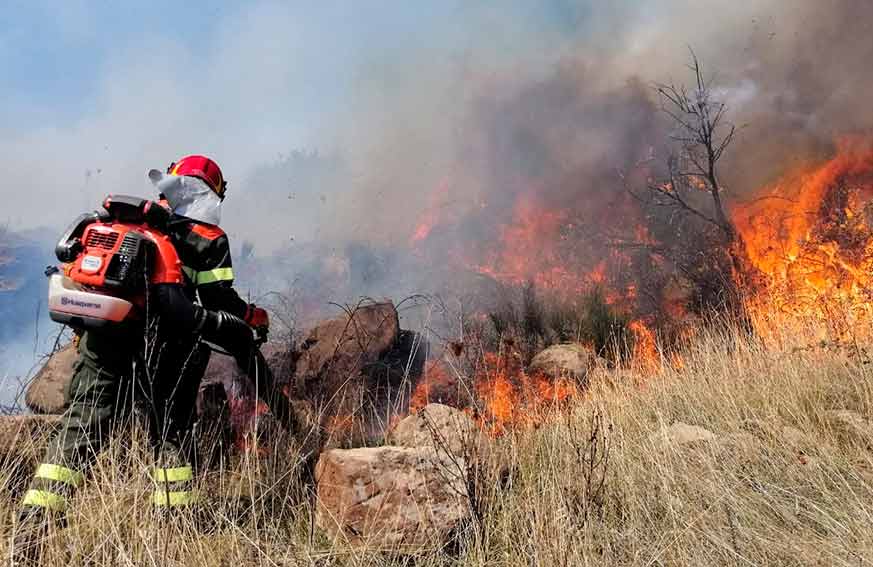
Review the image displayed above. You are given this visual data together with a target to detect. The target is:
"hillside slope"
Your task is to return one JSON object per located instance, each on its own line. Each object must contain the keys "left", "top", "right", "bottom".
{"left": 1, "top": 320, "right": 871, "bottom": 566}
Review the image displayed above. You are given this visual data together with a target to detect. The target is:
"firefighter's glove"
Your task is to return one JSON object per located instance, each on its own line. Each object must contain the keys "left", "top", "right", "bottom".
{"left": 245, "top": 304, "right": 270, "bottom": 341}
{"left": 202, "top": 310, "right": 255, "bottom": 362}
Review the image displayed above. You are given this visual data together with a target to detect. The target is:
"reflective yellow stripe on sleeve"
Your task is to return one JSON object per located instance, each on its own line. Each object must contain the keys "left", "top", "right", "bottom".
{"left": 22, "top": 489, "right": 67, "bottom": 511}
{"left": 152, "top": 490, "right": 197, "bottom": 507}
{"left": 35, "top": 464, "right": 84, "bottom": 487}
{"left": 194, "top": 267, "right": 234, "bottom": 285}
{"left": 181, "top": 266, "right": 197, "bottom": 282}
{"left": 151, "top": 466, "right": 193, "bottom": 484}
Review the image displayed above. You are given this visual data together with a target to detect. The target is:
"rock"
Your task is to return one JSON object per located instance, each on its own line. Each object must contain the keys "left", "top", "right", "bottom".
{"left": 529, "top": 343, "right": 596, "bottom": 383}
{"left": 291, "top": 301, "right": 423, "bottom": 444}
{"left": 293, "top": 301, "right": 399, "bottom": 396}
{"left": 0, "top": 414, "right": 62, "bottom": 462}
{"left": 652, "top": 422, "right": 716, "bottom": 446}
{"left": 315, "top": 446, "right": 469, "bottom": 550}
{"left": 389, "top": 403, "right": 489, "bottom": 460}
{"left": 25, "top": 342, "right": 77, "bottom": 414}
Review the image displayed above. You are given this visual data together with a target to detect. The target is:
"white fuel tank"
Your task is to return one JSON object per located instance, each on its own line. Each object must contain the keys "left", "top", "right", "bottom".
{"left": 47, "top": 273, "right": 134, "bottom": 327}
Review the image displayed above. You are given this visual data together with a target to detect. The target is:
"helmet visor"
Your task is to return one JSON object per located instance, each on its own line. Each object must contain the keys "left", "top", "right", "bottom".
{"left": 149, "top": 169, "right": 222, "bottom": 225}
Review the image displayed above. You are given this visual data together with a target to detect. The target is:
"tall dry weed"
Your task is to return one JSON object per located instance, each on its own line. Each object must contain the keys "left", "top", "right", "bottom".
{"left": 1, "top": 315, "right": 872, "bottom": 565}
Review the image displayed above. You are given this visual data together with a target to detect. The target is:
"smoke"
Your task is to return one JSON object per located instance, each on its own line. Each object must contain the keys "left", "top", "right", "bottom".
{"left": 0, "top": 227, "right": 58, "bottom": 396}
{"left": 2, "top": 1, "right": 872, "bottom": 358}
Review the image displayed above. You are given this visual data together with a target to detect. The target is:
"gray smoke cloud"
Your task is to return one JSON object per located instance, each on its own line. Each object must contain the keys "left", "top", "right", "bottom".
{"left": 4, "top": 1, "right": 869, "bottom": 246}
{"left": 2, "top": 0, "right": 871, "bottom": 382}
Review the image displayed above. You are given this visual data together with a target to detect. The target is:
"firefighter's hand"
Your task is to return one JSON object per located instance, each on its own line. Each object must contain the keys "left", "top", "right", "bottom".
{"left": 245, "top": 304, "right": 270, "bottom": 334}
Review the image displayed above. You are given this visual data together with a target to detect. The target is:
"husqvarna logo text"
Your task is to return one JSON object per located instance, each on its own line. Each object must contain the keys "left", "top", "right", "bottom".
{"left": 61, "top": 296, "right": 102, "bottom": 310}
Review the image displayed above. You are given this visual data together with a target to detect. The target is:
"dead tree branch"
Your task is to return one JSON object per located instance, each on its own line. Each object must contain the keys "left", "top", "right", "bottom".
{"left": 654, "top": 48, "right": 738, "bottom": 242}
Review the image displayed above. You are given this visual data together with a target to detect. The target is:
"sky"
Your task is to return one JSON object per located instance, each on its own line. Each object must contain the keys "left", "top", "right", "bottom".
{"left": 2, "top": 2, "right": 410, "bottom": 222}
{"left": 0, "top": 1, "right": 572, "bottom": 237}
{"left": 4, "top": 0, "right": 867, "bottom": 272}
{"left": 0, "top": 1, "right": 681, "bottom": 246}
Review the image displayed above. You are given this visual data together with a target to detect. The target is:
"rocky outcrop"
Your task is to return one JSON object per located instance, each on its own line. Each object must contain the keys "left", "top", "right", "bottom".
{"left": 528, "top": 343, "right": 597, "bottom": 384}
{"left": 389, "top": 403, "right": 489, "bottom": 460}
{"left": 315, "top": 445, "right": 469, "bottom": 550}
{"left": 290, "top": 301, "right": 424, "bottom": 444}
{"left": 25, "top": 342, "right": 77, "bottom": 414}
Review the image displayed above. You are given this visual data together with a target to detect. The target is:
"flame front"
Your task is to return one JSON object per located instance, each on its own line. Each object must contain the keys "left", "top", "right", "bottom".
{"left": 473, "top": 194, "right": 589, "bottom": 293}
{"left": 403, "top": 136, "right": 873, "bottom": 435}
{"left": 734, "top": 140, "right": 873, "bottom": 331}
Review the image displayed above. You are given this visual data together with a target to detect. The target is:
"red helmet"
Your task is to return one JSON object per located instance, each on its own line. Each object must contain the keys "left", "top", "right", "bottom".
{"left": 167, "top": 155, "right": 227, "bottom": 198}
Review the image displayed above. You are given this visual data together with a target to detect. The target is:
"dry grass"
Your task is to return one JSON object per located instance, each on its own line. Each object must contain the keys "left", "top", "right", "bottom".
{"left": 3, "top": 316, "right": 873, "bottom": 566}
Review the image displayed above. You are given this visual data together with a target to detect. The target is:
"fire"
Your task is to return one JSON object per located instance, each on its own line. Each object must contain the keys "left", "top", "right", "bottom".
{"left": 472, "top": 193, "right": 590, "bottom": 293}
{"left": 628, "top": 319, "right": 659, "bottom": 370}
{"left": 734, "top": 140, "right": 873, "bottom": 329}
{"left": 474, "top": 352, "right": 579, "bottom": 435}
{"left": 410, "top": 178, "right": 453, "bottom": 246}
{"left": 408, "top": 350, "right": 581, "bottom": 437}
{"left": 409, "top": 362, "right": 460, "bottom": 411}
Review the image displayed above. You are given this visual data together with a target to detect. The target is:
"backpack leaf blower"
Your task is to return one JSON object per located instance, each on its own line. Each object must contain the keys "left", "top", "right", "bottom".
{"left": 48, "top": 195, "right": 184, "bottom": 329}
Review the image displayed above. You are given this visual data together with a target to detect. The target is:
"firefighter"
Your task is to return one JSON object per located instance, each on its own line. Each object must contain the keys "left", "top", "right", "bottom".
{"left": 13, "top": 156, "right": 310, "bottom": 562}
{"left": 151, "top": 155, "right": 308, "bottom": 447}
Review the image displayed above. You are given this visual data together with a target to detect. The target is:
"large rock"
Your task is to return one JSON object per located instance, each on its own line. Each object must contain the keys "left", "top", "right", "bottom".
{"left": 291, "top": 301, "right": 424, "bottom": 443}
{"left": 25, "top": 342, "right": 77, "bottom": 414}
{"left": 389, "top": 403, "right": 489, "bottom": 460}
{"left": 528, "top": 343, "right": 596, "bottom": 384}
{"left": 315, "top": 446, "right": 469, "bottom": 550}
{"left": 293, "top": 301, "right": 399, "bottom": 396}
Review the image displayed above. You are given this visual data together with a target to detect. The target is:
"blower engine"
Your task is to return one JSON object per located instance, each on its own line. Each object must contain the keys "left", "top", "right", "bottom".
{"left": 48, "top": 195, "right": 184, "bottom": 329}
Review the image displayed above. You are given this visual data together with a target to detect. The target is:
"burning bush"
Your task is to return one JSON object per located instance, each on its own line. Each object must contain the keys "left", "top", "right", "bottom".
{"left": 734, "top": 139, "right": 873, "bottom": 337}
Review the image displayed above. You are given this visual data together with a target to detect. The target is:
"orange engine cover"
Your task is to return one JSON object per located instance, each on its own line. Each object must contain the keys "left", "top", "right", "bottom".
{"left": 66, "top": 222, "right": 183, "bottom": 290}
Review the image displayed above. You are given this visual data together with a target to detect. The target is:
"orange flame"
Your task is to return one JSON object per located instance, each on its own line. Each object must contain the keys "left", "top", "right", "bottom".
{"left": 407, "top": 350, "right": 581, "bottom": 437}
{"left": 734, "top": 139, "right": 873, "bottom": 329}
{"left": 473, "top": 352, "right": 579, "bottom": 436}
{"left": 472, "top": 194, "right": 590, "bottom": 293}
{"left": 629, "top": 319, "right": 659, "bottom": 370}
{"left": 410, "top": 178, "right": 453, "bottom": 246}
{"left": 409, "top": 362, "right": 459, "bottom": 412}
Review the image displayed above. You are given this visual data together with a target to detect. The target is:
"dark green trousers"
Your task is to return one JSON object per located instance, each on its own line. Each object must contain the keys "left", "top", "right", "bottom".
{"left": 20, "top": 324, "right": 210, "bottom": 515}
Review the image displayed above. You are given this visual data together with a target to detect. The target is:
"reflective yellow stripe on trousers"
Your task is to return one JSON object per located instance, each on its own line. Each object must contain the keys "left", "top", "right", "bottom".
{"left": 151, "top": 466, "right": 193, "bottom": 483}
{"left": 152, "top": 490, "right": 197, "bottom": 507}
{"left": 22, "top": 489, "right": 67, "bottom": 511}
{"left": 35, "top": 463, "right": 84, "bottom": 487}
